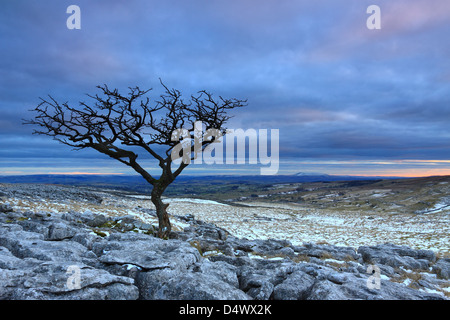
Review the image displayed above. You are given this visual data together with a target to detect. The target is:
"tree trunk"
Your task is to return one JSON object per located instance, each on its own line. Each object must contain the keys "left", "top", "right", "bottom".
{"left": 151, "top": 183, "right": 171, "bottom": 238}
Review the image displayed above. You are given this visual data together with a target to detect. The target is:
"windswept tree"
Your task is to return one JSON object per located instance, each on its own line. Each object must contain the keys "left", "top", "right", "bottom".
{"left": 24, "top": 81, "right": 246, "bottom": 238}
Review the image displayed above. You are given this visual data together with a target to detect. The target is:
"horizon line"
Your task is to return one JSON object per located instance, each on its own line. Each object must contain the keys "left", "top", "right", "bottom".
{"left": 1, "top": 172, "right": 450, "bottom": 179}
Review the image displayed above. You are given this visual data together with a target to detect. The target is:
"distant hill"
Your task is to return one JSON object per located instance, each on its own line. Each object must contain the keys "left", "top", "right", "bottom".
{"left": 0, "top": 173, "right": 403, "bottom": 193}
{"left": 295, "top": 172, "right": 331, "bottom": 177}
{"left": 0, "top": 173, "right": 402, "bottom": 185}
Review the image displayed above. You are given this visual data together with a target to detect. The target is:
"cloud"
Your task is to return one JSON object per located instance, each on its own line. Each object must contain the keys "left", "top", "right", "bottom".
{"left": 0, "top": 1, "right": 449, "bottom": 176}
{"left": 303, "top": 0, "right": 450, "bottom": 64}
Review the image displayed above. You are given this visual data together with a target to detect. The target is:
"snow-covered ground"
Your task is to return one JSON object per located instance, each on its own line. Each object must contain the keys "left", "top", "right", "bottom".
{"left": 4, "top": 187, "right": 449, "bottom": 256}
{"left": 164, "top": 198, "right": 449, "bottom": 255}
{"left": 424, "top": 200, "right": 450, "bottom": 214}
{"left": 165, "top": 198, "right": 228, "bottom": 206}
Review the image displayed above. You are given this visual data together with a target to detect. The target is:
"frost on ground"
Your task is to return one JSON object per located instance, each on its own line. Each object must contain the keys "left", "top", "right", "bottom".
{"left": 165, "top": 199, "right": 449, "bottom": 256}
{"left": 1, "top": 182, "right": 449, "bottom": 300}
{"left": 1, "top": 182, "right": 448, "bottom": 257}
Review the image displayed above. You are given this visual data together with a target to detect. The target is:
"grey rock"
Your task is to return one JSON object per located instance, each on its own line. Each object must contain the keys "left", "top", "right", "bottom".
{"left": 0, "top": 246, "right": 33, "bottom": 270}
{"left": 72, "top": 232, "right": 101, "bottom": 250}
{"left": 30, "top": 211, "right": 50, "bottom": 219}
{"left": 0, "top": 229, "right": 91, "bottom": 263}
{"left": 0, "top": 183, "right": 447, "bottom": 300}
{"left": 134, "top": 221, "right": 153, "bottom": 231}
{"left": 111, "top": 215, "right": 138, "bottom": 232}
{"left": 86, "top": 214, "right": 108, "bottom": 227}
{"left": 151, "top": 271, "right": 251, "bottom": 300}
{"left": 0, "top": 203, "right": 13, "bottom": 213}
{"left": 107, "top": 232, "right": 154, "bottom": 242}
{"left": 294, "top": 262, "right": 335, "bottom": 279}
{"left": 358, "top": 244, "right": 434, "bottom": 270}
{"left": 0, "top": 211, "right": 23, "bottom": 223}
{"left": 184, "top": 221, "right": 229, "bottom": 240}
{"left": 305, "top": 272, "right": 444, "bottom": 300}
{"left": 0, "top": 226, "right": 138, "bottom": 300}
{"left": 239, "top": 268, "right": 272, "bottom": 292}
{"left": 295, "top": 242, "right": 360, "bottom": 261}
{"left": 97, "top": 237, "right": 201, "bottom": 271}
{"left": 0, "top": 269, "right": 28, "bottom": 299}
{"left": 17, "top": 219, "right": 49, "bottom": 235}
{"left": 0, "top": 222, "right": 23, "bottom": 233}
{"left": 432, "top": 258, "right": 450, "bottom": 279}
{"left": 327, "top": 272, "right": 349, "bottom": 285}
{"left": 377, "top": 264, "right": 397, "bottom": 277}
{"left": 135, "top": 267, "right": 250, "bottom": 300}
{"left": 209, "top": 254, "right": 256, "bottom": 268}
{"left": 251, "top": 239, "right": 292, "bottom": 256}
{"left": 371, "top": 278, "right": 444, "bottom": 300}
{"left": 61, "top": 210, "right": 89, "bottom": 223}
{"left": 272, "top": 270, "right": 315, "bottom": 300}
{"left": 307, "top": 280, "right": 349, "bottom": 300}
{"left": 194, "top": 259, "right": 240, "bottom": 288}
{"left": 134, "top": 268, "right": 175, "bottom": 299}
{"left": 190, "top": 238, "right": 235, "bottom": 257}
{"left": 113, "top": 215, "right": 137, "bottom": 224}
{"left": 46, "top": 222, "right": 78, "bottom": 241}
{"left": 237, "top": 261, "right": 296, "bottom": 299}
{"left": 247, "top": 282, "right": 274, "bottom": 300}
{"left": 279, "top": 246, "right": 296, "bottom": 257}
{"left": 7, "top": 262, "right": 138, "bottom": 300}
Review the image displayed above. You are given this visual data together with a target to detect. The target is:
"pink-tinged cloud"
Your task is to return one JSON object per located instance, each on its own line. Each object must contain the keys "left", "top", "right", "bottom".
{"left": 348, "top": 168, "right": 450, "bottom": 178}
{"left": 306, "top": 0, "right": 450, "bottom": 62}
{"left": 382, "top": 0, "right": 450, "bottom": 33}
{"left": 282, "top": 159, "right": 450, "bottom": 177}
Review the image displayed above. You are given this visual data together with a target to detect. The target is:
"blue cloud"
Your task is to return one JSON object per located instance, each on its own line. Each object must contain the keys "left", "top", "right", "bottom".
{"left": 1, "top": 0, "right": 449, "bottom": 175}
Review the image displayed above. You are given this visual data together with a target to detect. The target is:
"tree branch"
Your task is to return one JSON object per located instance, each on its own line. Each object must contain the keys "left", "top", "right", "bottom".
{"left": 24, "top": 81, "right": 246, "bottom": 188}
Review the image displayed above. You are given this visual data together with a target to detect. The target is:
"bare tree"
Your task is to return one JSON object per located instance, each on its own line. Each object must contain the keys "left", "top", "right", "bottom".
{"left": 24, "top": 80, "right": 246, "bottom": 238}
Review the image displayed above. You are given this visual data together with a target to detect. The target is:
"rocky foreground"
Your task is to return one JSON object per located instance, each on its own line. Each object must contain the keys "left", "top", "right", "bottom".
{"left": 0, "top": 186, "right": 449, "bottom": 300}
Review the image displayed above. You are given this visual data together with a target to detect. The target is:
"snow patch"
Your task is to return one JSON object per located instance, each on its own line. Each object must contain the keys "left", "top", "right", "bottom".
{"left": 164, "top": 198, "right": 229, "bottom": 206}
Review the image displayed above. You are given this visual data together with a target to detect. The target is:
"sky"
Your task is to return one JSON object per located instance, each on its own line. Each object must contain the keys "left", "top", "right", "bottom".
{"left": 1, "top": 0, "right": 450, "bottom": 177}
